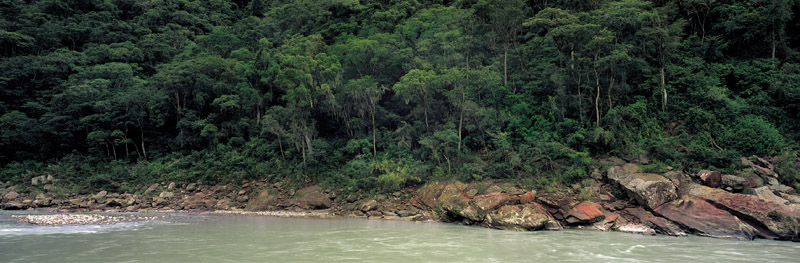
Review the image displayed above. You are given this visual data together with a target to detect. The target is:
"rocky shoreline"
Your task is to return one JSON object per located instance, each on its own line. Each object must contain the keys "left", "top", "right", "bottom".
{"left": 3, "top": 157, "right": 800, "bottom": 241}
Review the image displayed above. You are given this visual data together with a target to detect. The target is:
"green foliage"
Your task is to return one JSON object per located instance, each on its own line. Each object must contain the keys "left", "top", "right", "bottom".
{"left": 1, "top": 0, "right": 799, "bottom": 194}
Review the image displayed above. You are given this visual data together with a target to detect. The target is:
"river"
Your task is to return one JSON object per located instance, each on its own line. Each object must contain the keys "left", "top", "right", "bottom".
{"left": 1, "top": 211, "right": 799, "bottom": 262}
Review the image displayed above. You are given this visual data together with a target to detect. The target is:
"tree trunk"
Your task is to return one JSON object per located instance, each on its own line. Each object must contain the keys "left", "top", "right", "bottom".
{"left": 458, "top": 89, "right": 464, "bottom": 153}
{"left": 503, "top": 43, "right": 509, "bottom": 87}
{"left": 594, "top": 67, "right": 600, "bottom": 127}
{"left": 141, "top": 129, "right": 147, "bottom": 159}
{"left": 370, "top": 101, "right": 377, "bottom": 157}
{"left": 660, "top": 66, "right": 666, "bottom": 111}
{"left": 278, "top": 135, "right": 285, "bottom": 161}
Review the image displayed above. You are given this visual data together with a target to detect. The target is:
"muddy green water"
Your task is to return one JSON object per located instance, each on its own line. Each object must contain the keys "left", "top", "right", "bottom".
{"left": 1, "top": 211, "right": 799, "bottom": 263}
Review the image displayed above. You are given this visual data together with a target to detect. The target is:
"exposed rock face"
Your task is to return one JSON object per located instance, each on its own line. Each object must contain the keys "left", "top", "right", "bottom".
{"left": 654, "top": 197, "right": 758, "bottom": 240}
{"left": 290, "top": 185, "right": 331, "bottom": 209}
{"left": 565, "top": 201, "right": 605, "bottom": 225}
{"left": 621, "top": 207, "right": 687, "bottom": 236}
{"left": 608, "top": 164, "right": 678, "bottom": 210}
{"left": 485, "top": 204, "right": 562, "bottom": 231}
{"left": 472, "top": 192, "right": 511, "bottom": 212}
{"left": 687, "top": 183, "right": 800, "bottom": 240}
{"left": 246, "top": 190, "right": 278, "bottom": 211}
{"left": 2, "top": 201, "right": 26, "bottom": 210}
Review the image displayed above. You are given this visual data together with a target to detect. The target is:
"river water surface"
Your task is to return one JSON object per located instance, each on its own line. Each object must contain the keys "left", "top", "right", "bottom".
{"left": 2, "top": 211, "right": 799, "bottom": 262}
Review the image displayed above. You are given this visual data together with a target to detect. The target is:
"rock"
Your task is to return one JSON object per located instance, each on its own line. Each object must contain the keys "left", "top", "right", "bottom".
{"left": 770, "top": 184, "right": 795, "bottom": 195}
{"left": 167, "top": 182, "right": 176, "bottom": 190}
{"left": 236, "top": 195, "right": 249, "bottom": 202}
{"left": 622, "top": 207, "right": 687, "bottom": 236}
{"left": 144, "top": 183, "right": 160, "bottom": 194}
{"left": 360, "top": 199, "right": 379, "bottom": 212}
{"left": 417, "top": 181, "right": 456, "bottom": 208}
{"left": 607, "top": 164, "right": 678, "bottom": 210}
{"left": 246, "top": 190, "right": 278, "bottom": 211}
{"left": 565, "top": 201, "right": 605, "bottom": 225}
{"left": 472, "top": 192, "right": 511, "bottom": 211}
{"left": 186, "top": 183, "right": 197, "bottom": 192}
{"left": 290, "top": 185, "right": 331, "bottom": 209}
{"left": 238, "top": 189, "right": 247, "bottom": 195}
{"left": 697, "top": 170, "right": 722, "bottom": 188}
{"left": 654, "top": 197, "right": 759, "bottom": 240}
{"left": 615, "top": 223, "right": 656, "bottom": 235}
{"left": 93, "top": 190, "right": 108, "bottom": 200}
{"left": 519, "top": 191, "right": 536, "bottom": 204}
{"left": 485, "top": 203, "right": 562, "bottom": 231}
{"left": 367, "top": 210, "right": 383, "bottom": 217}
{"left": 687, "top": 183, "right": 800, "bottom": 240}
{"left": 465, "top": 189, "right": 479, "bottom": 198}
{"left": 485, "top": 185, "right": 504, "bottom": 194}
{"left": 4, "top": 191, "right": 19, "bottom": 200}
{"left": 215, "top": 198, "right": 232, "bottom": 210}
{"left": 31, "top": 176, "right": 40, "bottom": 186}
{"left": 43, "top": 184, "right": 54, "bottom": 191}
{"left": 397, "top": 210, "right": 417, "bottom": 217}
{"left": 159, "top": 191, "right": 174, "bottom": 198}
{"left": 2, "top": 201, "right": 26, "bottom": 210}
{"left": 721, "top": 174, "right": 747, "bottom": 192}
{"left": 743, "top": 157, "right": 777, "bottom": 178}
{"left": 345, "top": 194, "right": 358, "bottom": 203}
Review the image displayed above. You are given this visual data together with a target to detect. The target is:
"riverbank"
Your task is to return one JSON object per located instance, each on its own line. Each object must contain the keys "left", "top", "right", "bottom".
{"left": 3, "top": 157, "right": 800, "bottom": 241}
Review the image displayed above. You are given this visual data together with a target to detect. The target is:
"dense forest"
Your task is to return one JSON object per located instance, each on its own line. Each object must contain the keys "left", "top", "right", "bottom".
{"left": 1, "top": 0, "right": 799, "bottom": 195}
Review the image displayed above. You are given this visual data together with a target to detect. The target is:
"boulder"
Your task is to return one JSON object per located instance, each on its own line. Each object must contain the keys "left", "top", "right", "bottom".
{"left": 144, "top": 183, "right": 160, "bottom": 194}
{"left": 697, "top": 170, "right": 722, "bottom": 188}
{"left": 291, "top": 185, "right": 331, "bottom": 209}
{"left": 654, "top": 197, "right": 759, "bottom": 240}
{"left": 721, "top": 174, "right": 747, "bottom": 192}
{"left": 485, "top": 203, "right": 562, "bottom": 231}
{"left": 4, "top": 191, "right": 19, "bottom": 200}
{"left": 93, "top": 190, "right": 108, "bottom": 200}
{"left": 565, "top": 201, "right": 605, "bottom": 225}
{"left": 186, "top": 183, "right": 197, "bottom": 192}
{"left": 167, "top": 182, "right": 176, "bottom": 190}
{"left": 743, "top": 157, "right": 777, "bottom": 178}
{"left": 246, "top": 190, "right": 278, "bottom": 211}
{"left": 608, "top": 164, "right": 678, "bottom": 210}
{"left": 416, "top": 181, "right": 465, "bottom": 208}
{"left": 2, "top": 201, "right": 27, "bottom": 210}
{"left": 159, "top": 191, "right": 174, "bottom": 198}
{"left": 687, "top": 183, "right": 800, "bottom": 240}
{"left": 621, "top": 207, "right": 686, "bottom": 236}
{"left": 360, "top": 199, "right": 380, "bottom": 212}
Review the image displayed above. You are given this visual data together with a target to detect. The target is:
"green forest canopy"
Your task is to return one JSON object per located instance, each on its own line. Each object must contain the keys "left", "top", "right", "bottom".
{"left": 1, "top": 0, "right": 799, "bottom": 194}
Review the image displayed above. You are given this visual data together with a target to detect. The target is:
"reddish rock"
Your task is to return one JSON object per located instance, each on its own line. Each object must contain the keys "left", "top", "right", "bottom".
{"left": 654, "top": 197, "right": 759, "bottom": 240}
{"left": 565, "top": 201, "right": 605, "bottom": 225}
{"left": 687, "top": 183, "right": 800, "bottom": 240}
{"left": 622, "top": 207, "right": 687, "bottom": 236}
{"left": 289, "top": 185, "right": 331, "bottom": 209}
{"left": 519, "top": 192, "right": 536, "bottom": 204}
{"left": 697, "top": 170, "right": 722, "bottom": 188}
